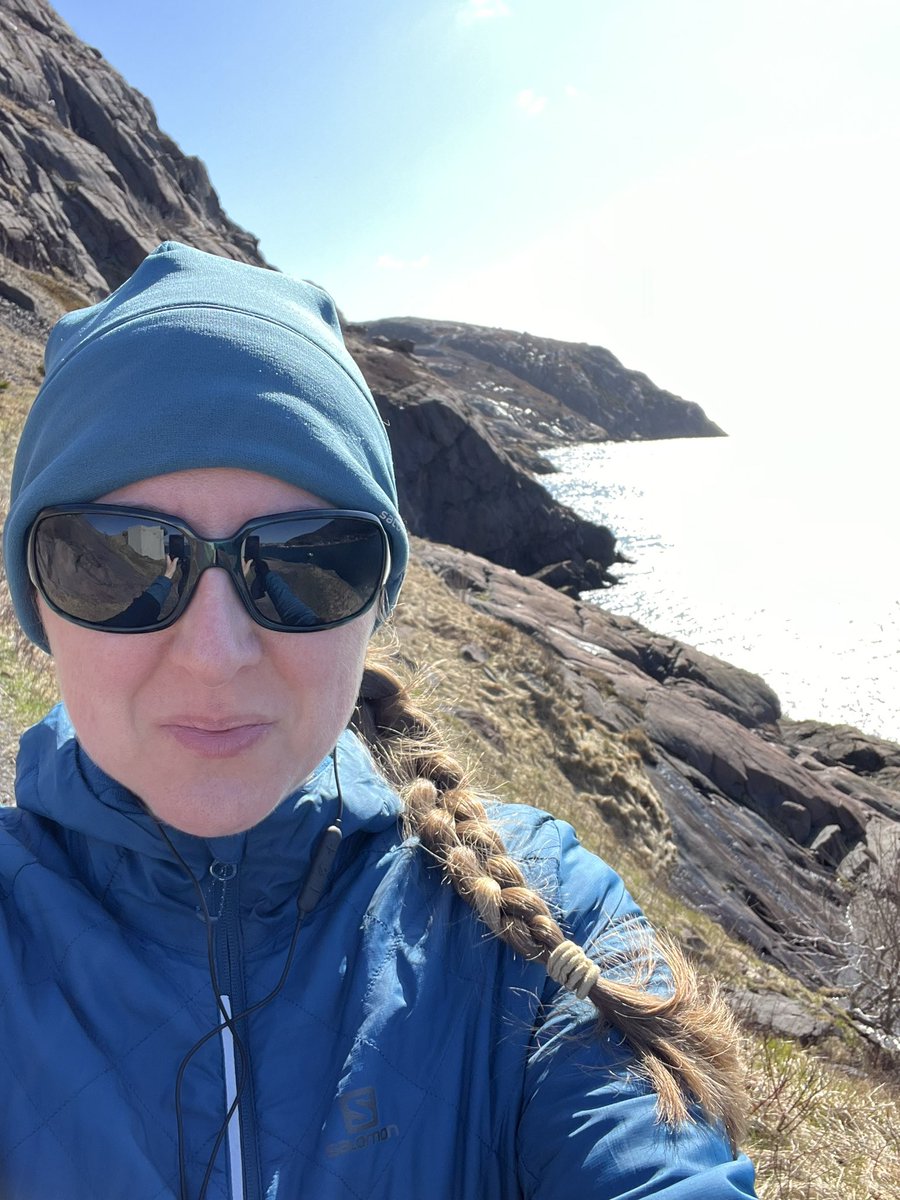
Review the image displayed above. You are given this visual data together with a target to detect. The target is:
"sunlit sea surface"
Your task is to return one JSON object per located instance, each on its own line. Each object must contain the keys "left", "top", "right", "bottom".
{"left": 543, "top": 433, "right": 899, "bottom": 744}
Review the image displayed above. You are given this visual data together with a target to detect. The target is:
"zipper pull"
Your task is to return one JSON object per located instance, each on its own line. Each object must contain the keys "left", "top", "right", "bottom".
{"left": 205, "top": 859, "right": 238, "bottom": 922}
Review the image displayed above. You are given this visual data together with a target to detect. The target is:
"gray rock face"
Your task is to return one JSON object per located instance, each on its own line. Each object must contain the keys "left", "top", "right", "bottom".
{"left": 781, "top": 719, "right": 900, "bottom": 796}
{"left": 413, "top": 538, "right": 900, "bottom": 993}
{"left": 364, "top": 316, "right": 725, "bottom": 446}
{"left": 0, "top": 0, "right": 265, "bottom": 296}
{"left": 728, "top": 989, "right": 836, "bottom": 1044}
{"left": 348, "top": 331, "right": 625, "bottom": 593}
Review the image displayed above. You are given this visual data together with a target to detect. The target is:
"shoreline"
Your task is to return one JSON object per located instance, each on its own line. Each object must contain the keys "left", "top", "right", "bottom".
{"left": 544, "top": 435, "right": 898, "bottom": 746}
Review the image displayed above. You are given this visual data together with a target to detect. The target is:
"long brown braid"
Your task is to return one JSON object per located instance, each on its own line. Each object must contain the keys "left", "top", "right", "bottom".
{"left": 352, "top": 651, "right": 748, "bottom": 1152}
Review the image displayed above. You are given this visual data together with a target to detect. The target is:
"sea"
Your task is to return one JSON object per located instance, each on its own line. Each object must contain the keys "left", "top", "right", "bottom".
{"left": 542, "top": 432, "right": 899, "bottom": 745}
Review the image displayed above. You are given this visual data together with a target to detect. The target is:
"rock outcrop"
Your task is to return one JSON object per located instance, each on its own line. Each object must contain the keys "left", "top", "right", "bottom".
{"left": 413, "top": 538, "right": 900, "bottom": 993}
{"left": 364, "top": 316, "right": 725, "bottom": 452}
{"left": 781, "top": 720, "right": 900, "bottom": 796}
{"left": 348, "top": 333, "right": 623, "bottom": 591}
{"left": 0, "top": 0, "right": 265, "bottom": 299}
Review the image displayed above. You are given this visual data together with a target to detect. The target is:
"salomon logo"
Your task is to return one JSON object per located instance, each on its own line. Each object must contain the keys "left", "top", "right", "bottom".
{"left": 325, "top": 1087, "right": 399, "bottom": 1158}
{"left": 340, "top": 1087, "right": 379, "bottom": 1133}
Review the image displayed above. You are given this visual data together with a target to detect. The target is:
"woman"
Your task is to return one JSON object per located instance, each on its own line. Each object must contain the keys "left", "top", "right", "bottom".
{"left": 0, "top": 242, "right": 757, "bottom": 1199}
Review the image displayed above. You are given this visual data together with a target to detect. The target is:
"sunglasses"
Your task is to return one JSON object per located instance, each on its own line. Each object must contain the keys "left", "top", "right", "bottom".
{"left": 27, "top": 504, "right": 391, "bottom": 634}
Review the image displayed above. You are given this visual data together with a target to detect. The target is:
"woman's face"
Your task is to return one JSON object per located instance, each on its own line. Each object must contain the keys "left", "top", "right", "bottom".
{"left": 37, "top": 468, "right": 376, "bottom": 837}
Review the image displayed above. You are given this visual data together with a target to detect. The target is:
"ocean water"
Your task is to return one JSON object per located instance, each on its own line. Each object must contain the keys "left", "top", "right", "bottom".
{"left": 543, "top": 433, "right": 899, "bottom": 744}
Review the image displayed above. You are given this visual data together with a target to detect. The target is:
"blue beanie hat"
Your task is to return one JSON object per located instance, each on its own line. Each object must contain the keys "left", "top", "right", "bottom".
{"left": 4, "top": 242, "right": 408, "bottom": 651}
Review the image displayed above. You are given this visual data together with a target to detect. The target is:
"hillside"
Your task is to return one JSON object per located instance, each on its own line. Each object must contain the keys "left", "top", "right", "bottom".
{"left": 0, "top": 0, "right": 265, "bottom": 294}
{"left": 365, "top": 316, "right": 724, "bottom": 459}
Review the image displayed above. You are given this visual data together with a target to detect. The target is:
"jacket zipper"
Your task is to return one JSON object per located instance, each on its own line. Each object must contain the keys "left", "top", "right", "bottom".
{"left": 212, "top": 859, "right": 262, "bottom": 1200}
{"left": 219, "top": 996, "right": 244, "bottom": 1196}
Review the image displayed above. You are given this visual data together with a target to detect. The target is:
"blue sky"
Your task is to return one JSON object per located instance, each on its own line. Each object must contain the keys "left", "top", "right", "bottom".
{"left": 48, "top": 0, "right": 900, "bottom": 438}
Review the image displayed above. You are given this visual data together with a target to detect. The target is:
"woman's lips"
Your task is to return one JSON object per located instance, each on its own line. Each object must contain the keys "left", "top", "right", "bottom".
{"left": 162, "top": 721, "right": 273, "bottom": 758}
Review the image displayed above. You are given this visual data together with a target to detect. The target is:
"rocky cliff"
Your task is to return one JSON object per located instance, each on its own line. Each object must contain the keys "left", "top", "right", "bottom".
{"left": 365, "top": 316, "right": 725, "bottom": 453}
{"left": 347, "top": 331, "right": 623, "bottom": 591}
{"left": 0, "top": 0, "right": 266, "bottom": 298}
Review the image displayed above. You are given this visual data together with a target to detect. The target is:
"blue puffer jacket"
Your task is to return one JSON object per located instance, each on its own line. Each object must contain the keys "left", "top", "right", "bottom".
{"left": 0, "top": 706, "right": 757, "bottom": 1199}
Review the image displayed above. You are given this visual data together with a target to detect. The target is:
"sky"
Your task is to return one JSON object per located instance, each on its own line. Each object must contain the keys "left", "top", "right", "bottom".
{"left": 47, "top": 0, "right": 900, "bottom": 440}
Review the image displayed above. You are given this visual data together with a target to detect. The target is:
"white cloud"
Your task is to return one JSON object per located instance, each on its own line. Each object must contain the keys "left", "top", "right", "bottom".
{"left": 457, "top": 0, "right": 511, "bottom": 26}
{"left": 376, "top": 253, "right": 431, "bottom": 271}
{"left": 516, "top": 88, "right": 547, "bottom": 117}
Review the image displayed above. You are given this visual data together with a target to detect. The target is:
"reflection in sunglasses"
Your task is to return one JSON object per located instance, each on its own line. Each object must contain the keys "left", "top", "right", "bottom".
{"left": 28, "top": 506, "right": 390, "bottom": 633}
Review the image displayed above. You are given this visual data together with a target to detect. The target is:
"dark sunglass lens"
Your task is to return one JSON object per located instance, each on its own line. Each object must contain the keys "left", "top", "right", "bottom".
{"left": 242, "top": 516, "right": 385, "bottom": 628}
{"left": 33, "top": 512, "right": 191, "bottom": 629}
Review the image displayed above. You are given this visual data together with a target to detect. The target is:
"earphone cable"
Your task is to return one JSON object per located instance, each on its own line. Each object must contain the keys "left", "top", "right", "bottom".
{"left": 156, "top": 741, "right": 345, "bottom": 1199}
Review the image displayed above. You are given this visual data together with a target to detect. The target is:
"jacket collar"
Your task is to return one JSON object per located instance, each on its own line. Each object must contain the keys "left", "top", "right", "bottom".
{"left": 15, "top": 705, "right": 402, "bottom": 950}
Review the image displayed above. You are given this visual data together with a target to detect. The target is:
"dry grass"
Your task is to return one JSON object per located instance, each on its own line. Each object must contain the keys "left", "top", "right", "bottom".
{"left": 23, "top": 269, "right": 92, "bottom": 313}
{"left": 0, "top": 379, "right": 59, "bottom": 790}
{"left": 0, "top": 383, "right": 32, "bottom": 486}
{"left": 748, "top": 1036, "right": 900, "bottom": 1199}
{"left": 380, "top": 557, "right": 675, "bottom": 873}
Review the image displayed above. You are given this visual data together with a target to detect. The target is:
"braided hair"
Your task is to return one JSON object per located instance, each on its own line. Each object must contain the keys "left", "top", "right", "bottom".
{"left": 353, "top": 650, "right": 748, "bottom": 1152}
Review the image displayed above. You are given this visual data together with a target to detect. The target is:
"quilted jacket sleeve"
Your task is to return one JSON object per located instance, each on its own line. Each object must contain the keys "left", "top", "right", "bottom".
{"left": 516, "top": 820, "right": 758, "bottom": 1199}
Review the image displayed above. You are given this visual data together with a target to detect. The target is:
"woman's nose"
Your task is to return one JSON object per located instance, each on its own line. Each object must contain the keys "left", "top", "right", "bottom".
{"left": 166, "top": 567, "right": 263, "bottom": 683}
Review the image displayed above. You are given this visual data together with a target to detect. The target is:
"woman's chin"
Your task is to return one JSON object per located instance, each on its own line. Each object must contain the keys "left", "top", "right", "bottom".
{"left": 145, "top": 784, "right": 288, "bottom": 838}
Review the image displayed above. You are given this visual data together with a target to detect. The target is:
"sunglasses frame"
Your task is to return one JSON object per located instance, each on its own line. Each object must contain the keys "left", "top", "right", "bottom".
{"left": 27, "top": 503, "right": 392, "bottom": 634}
